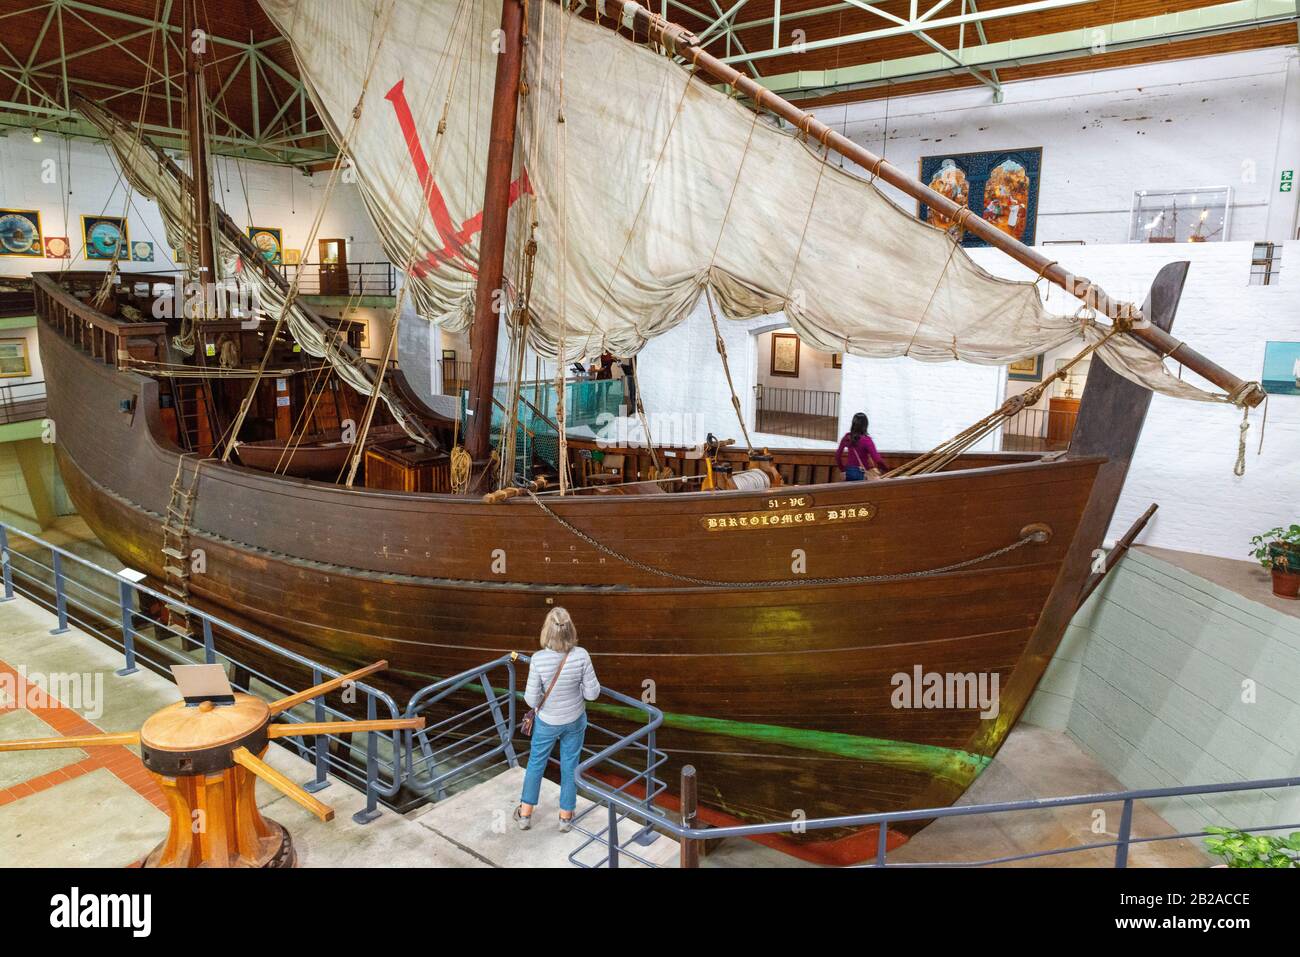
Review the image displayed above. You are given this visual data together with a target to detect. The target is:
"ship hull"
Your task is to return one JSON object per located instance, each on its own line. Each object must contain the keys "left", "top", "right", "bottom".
{"left": 36, "top": 295, "right": 1108, "bottom": 863}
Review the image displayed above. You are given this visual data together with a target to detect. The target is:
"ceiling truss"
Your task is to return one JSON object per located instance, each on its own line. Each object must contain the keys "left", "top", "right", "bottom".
{"left": 0, "top": 0, "right": 334, "bottom": 165}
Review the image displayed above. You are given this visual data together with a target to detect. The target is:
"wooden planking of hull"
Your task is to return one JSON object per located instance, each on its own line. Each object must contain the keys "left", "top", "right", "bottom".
{"left": 31, "top": 267, "right": 1169, "bottom": 863}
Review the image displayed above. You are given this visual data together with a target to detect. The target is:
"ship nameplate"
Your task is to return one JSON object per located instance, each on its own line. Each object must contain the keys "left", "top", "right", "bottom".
{"left": 701, "top": 499, "right": 877, "bottom": 532}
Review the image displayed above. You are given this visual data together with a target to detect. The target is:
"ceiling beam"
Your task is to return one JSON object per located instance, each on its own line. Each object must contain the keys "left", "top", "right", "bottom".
{"left": 752, "top": 0, "right": 1300, "bottom": 97}
{"left": 0, "top": 0, "right": 334, "bottom": 165}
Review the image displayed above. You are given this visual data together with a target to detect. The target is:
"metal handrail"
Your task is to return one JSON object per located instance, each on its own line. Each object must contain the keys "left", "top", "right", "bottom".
{"left": 0, "top": 520, "right": 406, "bottom": 821}
{"left": 0, "top": 380, "right": 46, "bottom": 425}
{"left": 575, "top": 710, "right": 1300, "bottom": 866}
{"left": 281, "top": 261, "right": 397, "bottom": 297}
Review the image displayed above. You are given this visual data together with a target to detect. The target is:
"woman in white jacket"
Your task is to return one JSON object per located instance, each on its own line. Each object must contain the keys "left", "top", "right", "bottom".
{"left": 515, "top": 607, "right": 601, "bottom": 832}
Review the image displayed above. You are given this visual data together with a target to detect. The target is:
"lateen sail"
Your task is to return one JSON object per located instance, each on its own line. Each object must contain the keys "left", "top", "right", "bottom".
{"left": 260, "top": 0, "right": 1214, "bottom": 401}
{"left": 75, "top": 96, "right": 434, "bottom": 442}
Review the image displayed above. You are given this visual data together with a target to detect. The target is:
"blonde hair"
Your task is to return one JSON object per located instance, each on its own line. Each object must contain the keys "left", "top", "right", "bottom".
{"left": 540, "top": 606, "right": 578, "bottom": 652}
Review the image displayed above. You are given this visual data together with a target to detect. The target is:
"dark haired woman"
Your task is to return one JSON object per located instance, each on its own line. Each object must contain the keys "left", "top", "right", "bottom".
{"left": 836, "top": 412, "right": 887, "bottom": 481}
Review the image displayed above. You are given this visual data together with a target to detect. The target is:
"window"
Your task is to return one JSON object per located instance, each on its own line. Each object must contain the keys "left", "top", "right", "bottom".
{"left": 1250, "top": 242, "right": 1282, "bottom": 286}
{"left": 0, "top": 338, "right": 30, "bottom": 378}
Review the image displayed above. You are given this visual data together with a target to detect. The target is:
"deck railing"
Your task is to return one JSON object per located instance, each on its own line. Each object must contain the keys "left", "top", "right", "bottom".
{"left": 0, "top": 279, "right": 35, "bottom": 319}
{"left": 439, "top": 358, "right": 471, "bottom": 396}
{"left": 281, "top": 261, "right": 398, "bottom": 298}
{"left": 32, "top": 273, "right": 170, "bottom": 371}
{"left": 754, "top": 385, "right": 840, "bottom": 441}
{"left": 0, "top": 380, "right": 46, "bottom": 426}
{"left": 1001, "top": 406, "right": 1079, "bottom": 452}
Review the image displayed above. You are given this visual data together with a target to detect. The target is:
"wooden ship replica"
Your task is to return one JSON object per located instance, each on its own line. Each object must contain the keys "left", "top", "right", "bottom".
{"left": 30, "top": 0, "right": 1265, "bottom": 863}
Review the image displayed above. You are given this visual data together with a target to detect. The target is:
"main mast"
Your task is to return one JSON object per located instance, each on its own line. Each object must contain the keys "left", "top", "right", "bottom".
{"left": 465, "top": 0, "right": 527, "bottom": 462}
{"left": 182, "top": 0, "right": 216, "bottom": 291}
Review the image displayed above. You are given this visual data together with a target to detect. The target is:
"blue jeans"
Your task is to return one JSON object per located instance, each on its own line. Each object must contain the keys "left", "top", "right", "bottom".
{"left": 520, "top": 711, "right": 587, "bottom": 813}
{"left": 844, "top": 466, "right": 865, "bottom": 481}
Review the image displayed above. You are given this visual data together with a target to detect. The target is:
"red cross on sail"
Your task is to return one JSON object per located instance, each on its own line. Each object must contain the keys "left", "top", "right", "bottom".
{"left": 385, "top": 79, "right": 532, "bottom": 280}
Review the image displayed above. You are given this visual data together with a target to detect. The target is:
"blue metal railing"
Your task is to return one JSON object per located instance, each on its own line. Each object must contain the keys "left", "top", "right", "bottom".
{"left": 0, "top": 522, "right": 665, "bottom": 843}
{"left": 16, "top": 520, "right": 1293, "bottom": 869}
{"left": 575, "top": 719, "right": 1300, "bottom": 867}
{"left": 0, "top": 521, "right": 406, "bottom": 822}
{"left": 394, "top": 647, "right": 668, "bottom": 867}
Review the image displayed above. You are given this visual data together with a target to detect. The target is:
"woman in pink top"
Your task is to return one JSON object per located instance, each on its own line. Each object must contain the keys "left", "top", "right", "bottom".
{"left": 836, "top": 412, "right": 887, "bottom": 480}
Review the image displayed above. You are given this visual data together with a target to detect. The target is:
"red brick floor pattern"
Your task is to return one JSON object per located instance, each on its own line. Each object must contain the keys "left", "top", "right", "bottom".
{"left": 0, "top": 658, "right": 166, "bottom": 812}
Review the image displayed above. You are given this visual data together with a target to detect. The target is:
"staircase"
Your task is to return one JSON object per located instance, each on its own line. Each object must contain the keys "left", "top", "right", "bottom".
{"left": 169, "top": 379, "right": 217, "bottom": 454}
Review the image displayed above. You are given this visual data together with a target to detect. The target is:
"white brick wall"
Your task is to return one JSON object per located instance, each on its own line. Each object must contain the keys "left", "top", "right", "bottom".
{"left": 0, "top": 135, "right": 387, "bottom": 279}
{"left": 1024, "top": 548, "right": 1300, "bottom": 836}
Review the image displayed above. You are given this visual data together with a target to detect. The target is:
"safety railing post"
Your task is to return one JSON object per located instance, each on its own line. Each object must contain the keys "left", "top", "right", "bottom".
{"left": 607, "top": 802, "right": 620, "bottom": 869}
{"left": 876, "top": 822, "right": 889, "bottom": 867}
{"left": 632, "top": 727, "right": 658, "bottom": 846}
{"left": 352, "top": 693, "right": 382, "bottom": 825}
{"left": 201, "top": 617, "right": 215, "bottom": 663}
{"left": 304, "top": 666, "right": 331, "bottom": 794}
{"left": 116, "top": 578, "right": 139, "bottom": 676}
{"left": 0, "top": 525, "right": 13, "bottom": 602}
{"left": 482, "top": 665, "right": 518, "bottom": 769}
{"left": 1115, "top": 798, "right": 1134, "bottom": 868}
{"left": 49, "top": 550, "right": 70, "bottom": 634}
{"left": 679, "top": 765, "right": 700, "bottom": 869}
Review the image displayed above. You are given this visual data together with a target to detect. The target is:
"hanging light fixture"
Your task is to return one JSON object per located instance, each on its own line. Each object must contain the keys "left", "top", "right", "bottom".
{"left": 31, "top": 130, "right": 42, "bottom": 143}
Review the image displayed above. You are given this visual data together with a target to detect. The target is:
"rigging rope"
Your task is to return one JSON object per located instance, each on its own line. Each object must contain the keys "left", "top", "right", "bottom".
{"left": 703, "top": 287, "right": 753, "bottom": 453}
{"left": 524, "top": 489, "right": 1046, "bottom": 587}
{"left": 887, "top": 310, "right": 1130, "bottom": 479}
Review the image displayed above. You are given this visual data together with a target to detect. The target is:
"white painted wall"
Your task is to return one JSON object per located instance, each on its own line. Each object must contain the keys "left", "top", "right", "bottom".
{"left": 1023, "top": 547, "right": 1300, "bottom": 836}
{"left": 818, "top": 47, "right": 1300, "bottom": 246}
{"left": 755, "top": 327, "right": 843, "bottom": 393}
{"left": 0, "top": 133, "right": 388, "bottom": 280}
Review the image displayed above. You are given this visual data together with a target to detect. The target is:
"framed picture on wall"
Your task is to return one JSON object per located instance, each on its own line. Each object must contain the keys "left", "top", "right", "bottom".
{"left": 283, "top": 248, "right": 302, "bottom": 265}
{"left": 1007, "top": 354, "right": 1044, "bottom": 382}
{"left": 248, "top": 227, "right": 284, "bottom": 265}
{"left": 81, "top": 215, "right": 129, "bottom": 260}
{"left": 917, "top": 147, "right": 1043, "bottom": 248}
{"left": 44, "top": 236, "right": 71, "bottom": 259}
{"left": 1262, "top": 341, "right": 1300, "bottom": 397}
{"left": 770, "top": 333, "right": 800, "bottom": 378}
{"left": 131, "top": 241, "right": 154, "bottom": 262}
{"left": 0, "top": 339, "right": 31, "bottom": 377}
{"left": 0, "top": 209, "right": 44, "bottom": 257}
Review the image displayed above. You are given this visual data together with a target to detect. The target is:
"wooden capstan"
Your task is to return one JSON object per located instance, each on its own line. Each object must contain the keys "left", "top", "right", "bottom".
{"left": 0, "top": 660, "right": 422, "bottom": 868}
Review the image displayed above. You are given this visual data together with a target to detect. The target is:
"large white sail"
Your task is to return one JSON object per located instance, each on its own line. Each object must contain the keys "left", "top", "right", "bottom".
{"left": 260, "top": 0, "right": 1216, "bottom": 401}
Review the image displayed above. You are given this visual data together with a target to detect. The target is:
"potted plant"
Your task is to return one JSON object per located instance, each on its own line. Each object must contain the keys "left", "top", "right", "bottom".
{"left": 1249, "top": 525, "right": 1300, "bottom": 600}
{"left": 1204, "top": 827, "right": 1300, "bottom": 867}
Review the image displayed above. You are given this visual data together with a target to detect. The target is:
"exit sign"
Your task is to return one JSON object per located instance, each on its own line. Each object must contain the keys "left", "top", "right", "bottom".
{"left": 1284, "top": 169, "right": 1295, "bottom": 193}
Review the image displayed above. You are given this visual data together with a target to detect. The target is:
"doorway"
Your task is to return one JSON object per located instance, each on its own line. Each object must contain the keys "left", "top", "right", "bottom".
{"left": 753, "top": 327, "right": 842, "bottom": 441}
{"left": 318, "top": 238, "right": 349, "bottom": 296}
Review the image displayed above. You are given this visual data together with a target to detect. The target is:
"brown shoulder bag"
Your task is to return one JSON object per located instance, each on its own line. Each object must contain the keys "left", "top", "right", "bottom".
{"left": 519, "top": 650, "right": 571, "bottom": 736}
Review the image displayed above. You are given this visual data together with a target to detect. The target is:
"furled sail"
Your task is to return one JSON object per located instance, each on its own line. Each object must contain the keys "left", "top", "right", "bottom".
{"left": 75, "top": 95, "right": 434, "bottom": 441}
{"left": 260, "top": 0, "right": 1215, "bottom": 401}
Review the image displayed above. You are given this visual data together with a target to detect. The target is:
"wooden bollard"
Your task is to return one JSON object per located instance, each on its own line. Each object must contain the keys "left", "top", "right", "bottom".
{"left": 680, "top": 764, "right": 700, "bottom": 869}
